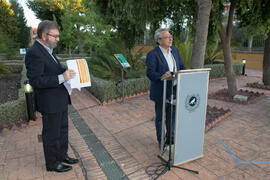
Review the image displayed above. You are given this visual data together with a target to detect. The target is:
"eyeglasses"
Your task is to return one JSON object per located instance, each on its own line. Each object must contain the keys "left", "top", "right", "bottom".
{"left": 161, "top": 35, "right": 173, "bottom": 39}
{"left": 47, "top": 33, "right": 60, "bottom": 39}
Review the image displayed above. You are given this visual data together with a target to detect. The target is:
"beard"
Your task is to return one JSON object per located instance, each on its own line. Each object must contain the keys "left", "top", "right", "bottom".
{"left": 45, "top": 37, "right": 57, "bottom": 49}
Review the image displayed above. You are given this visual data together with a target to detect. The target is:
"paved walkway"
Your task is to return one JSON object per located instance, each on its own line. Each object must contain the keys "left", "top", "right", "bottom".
{"left": 0, "top": 69, "right": 270, "bottom": 180}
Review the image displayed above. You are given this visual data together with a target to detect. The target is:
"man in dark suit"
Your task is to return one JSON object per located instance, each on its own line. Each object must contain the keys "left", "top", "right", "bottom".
{"left": 146, "top": 28, "right": 186, "bottom": 148}
{"left": 25, "top": 20, "right": 78, "bottom": 172}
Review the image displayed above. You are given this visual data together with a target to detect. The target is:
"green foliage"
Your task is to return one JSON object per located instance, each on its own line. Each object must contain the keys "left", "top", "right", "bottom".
{"left": 204, "top": 33, "right": 223, "bottom": 64}
{"left": 89, "top": 49, "right": 121, "bottom": 81}
{"left": 94, "top": 0, "right": 169, "bottom": 49}
{"left": 27, "top": 0, "right": 86, "bottom": 30}
{"left": 0, "top": 96, "right": 27, "bottom": 126}
{"left": 0, "top": 62, "right": 11, "bottom": 75}
{"left": 89, "top": 38, "right": 146, "bottom": 81}
{"left": 10, "top": 0, "right": 31, "bottom": 48}
{"left": 237, "top": 0, "right": 270, "bottom": 35}
{"left": 4, "top": 63, "right": 23, "bottom": 73}
{"left": 167, "top": 0, "right": 198, "bottom": 40}
{"left": 0, "top": 0, "right": 19, "bottom": 36}
{"left": 86, "top": 76, "right": 118, "bottom": 102}
{"left": 124, "top": 77, "right": 150, "bottom": 96}
{"left": 0, "top": 63, "right": 27, "bottom": 127}
{"left": 0, "top": 27, "right": 18, "bottom": 59}
{"left": 204, "top": 62, "right": 244, "bottom": 78}
{"left": 27, "top": 0, "right": 64, "bottom": 27}
{"left": 0, "top": 0, "right": 19, "bottom": 58}
{"left": 125, "top": 48, "right": 146, "bottom": 79}
{"left": 86, "top": 75, "right": 150, "bottom": 103}
{"left": 59, "top": 0, "right": 111, "bottom": 54}
{"left": 175, "top": 34, "right": 192, "bottom": 68}
{"left": 87, "top": 62, "right": 243, "bottom": 103}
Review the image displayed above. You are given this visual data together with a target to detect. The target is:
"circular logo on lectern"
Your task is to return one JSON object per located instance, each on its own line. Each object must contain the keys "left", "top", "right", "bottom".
{"left": 185, "top": 94, "right": 200, "bottom": 112}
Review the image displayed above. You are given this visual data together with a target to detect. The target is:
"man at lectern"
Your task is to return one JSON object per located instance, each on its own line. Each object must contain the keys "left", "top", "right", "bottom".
{"left": 146, "top": 28, "right": 186, "bottom": 148}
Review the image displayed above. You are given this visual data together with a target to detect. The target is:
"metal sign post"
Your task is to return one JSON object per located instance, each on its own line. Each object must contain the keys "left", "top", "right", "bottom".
{"left": 121, "top": 67, "right": 125, "bottom": 104}
{"left": 114, "top": 54, "right": 130, "bottom": 104}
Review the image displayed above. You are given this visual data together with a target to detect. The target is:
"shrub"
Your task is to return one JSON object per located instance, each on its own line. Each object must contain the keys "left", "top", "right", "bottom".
{"left": 204, "top": 62, "right": 243, "bottom": 78}
{"left": 86, "top": 75, "right": 150, "bottom": 103}
{"left": 86, "top": 76, "right": 118, "bottom": 102}
{"left": 5, "top": 63, "right": 23, "bottom": 73}
{"left": 0, "top": 64, "right": 27, "bottom": 127}
{"left": 0, "top": 62, "right": 11, "bottom": 75}
{"left": 86, "top": 63, "right": 243, "bottom": 103}
{"left": 89, "top": 38, "right": 146, "bottom": 81}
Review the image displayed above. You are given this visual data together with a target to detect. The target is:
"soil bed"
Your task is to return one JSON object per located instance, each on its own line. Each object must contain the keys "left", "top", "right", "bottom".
{"left": 208, "top": 88, "right": 264, "bottom": 104}
{"left": 0, "top": 74, "right": 21, "bottom": 104}
{"left": 205, "top": 105, "right": 231, "bottom": 132}
{"left": 246, "top": 82, "right": 270, "bottom": 90}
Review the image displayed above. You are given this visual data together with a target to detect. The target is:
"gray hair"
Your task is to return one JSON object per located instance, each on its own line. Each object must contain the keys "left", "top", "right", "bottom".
{"left": 154, "top": 28, "right": 169, "bottom": 44}
{"left": 37, "top": 20, "right": 59, "bottom": 39}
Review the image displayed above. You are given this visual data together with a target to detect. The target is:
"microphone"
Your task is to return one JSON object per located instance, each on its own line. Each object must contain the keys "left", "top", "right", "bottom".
{"left": 171, "top": 50, "right": 177, "bottom": 73}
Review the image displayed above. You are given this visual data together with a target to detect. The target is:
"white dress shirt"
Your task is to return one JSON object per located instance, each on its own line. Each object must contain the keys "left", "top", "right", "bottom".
{"left": 159, "top": 46, "right": 176, "bottom": 72}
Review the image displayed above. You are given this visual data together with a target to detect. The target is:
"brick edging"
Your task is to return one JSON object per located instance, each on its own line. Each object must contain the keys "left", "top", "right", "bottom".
{"left": 205, "top": 108, "right": 232, "bottom": 132}
{"left": 101, "top": 90, "right": 150, "bottom": 106}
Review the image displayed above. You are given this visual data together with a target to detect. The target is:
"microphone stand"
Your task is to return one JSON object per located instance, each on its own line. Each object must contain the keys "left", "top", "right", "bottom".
{"left": 157, "top": 71, "right": 199, "bottom": 179}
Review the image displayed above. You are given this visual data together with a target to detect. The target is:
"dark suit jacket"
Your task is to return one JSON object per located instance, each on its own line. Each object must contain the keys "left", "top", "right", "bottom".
{"left": 25, "top": 40, "right": 71, "bottom": 114}
{"left": 146, "top": 46, "right": 186, "bottom": 103}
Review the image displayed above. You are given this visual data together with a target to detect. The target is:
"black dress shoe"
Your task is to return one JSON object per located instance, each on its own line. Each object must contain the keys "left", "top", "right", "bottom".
{"left": 62, "top": 157, "right": 79, "bottom": 164}
{"left": 47, "top": 163, "right": 72, "bottom": 172}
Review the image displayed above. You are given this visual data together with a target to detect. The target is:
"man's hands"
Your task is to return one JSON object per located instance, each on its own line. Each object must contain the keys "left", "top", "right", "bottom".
{"left": 63, "top": 69, "right": 76, "bottom": 81}
{"left": 160, "top": 71, "right": 171, "bottom": 80}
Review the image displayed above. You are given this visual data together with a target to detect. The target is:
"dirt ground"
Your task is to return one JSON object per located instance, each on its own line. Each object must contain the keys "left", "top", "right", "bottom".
{"left": 0, "top": 74, "right": 21, "bottom": 104}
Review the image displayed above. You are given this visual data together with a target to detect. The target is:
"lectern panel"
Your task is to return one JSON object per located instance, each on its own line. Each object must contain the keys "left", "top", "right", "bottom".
{"left": 174, "top": 71, "right": 209, "bottom": 165}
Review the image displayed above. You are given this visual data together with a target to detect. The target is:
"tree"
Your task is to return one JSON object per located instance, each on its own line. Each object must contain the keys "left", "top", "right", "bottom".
{"left": 27, "top": 0, "right": 84, "bottom": 29}
{"left": 190, "top": 0, "right": 212, "bottom": 68}
{"left": 27, "top": 0, "right": 108, "bottom": 54}
{"left": 0, "top": 0, "right": 18, "bottom": 36}
{"left": 217, "top": 0, "right": 238, "bottom": 95}
{"left": 10, "top": 0, "right": 30, "bottom": 48}
{"left": 94, "top": 0, "right": 169, "bottom": 50}
{"left": 237, "top": 0, "right": 270, "bottom": 85}
{"left": 27, "top": 0, "right": 64, "bottom": 28}
{"left": 60, "top": 0, "right": 111, "bottom": 54}
{"left": 0, "top": 0, "right": 19, "bottom": 58}
{"left": 167, "top": 0, "right": 197, "bottom": 40}
{"left": 263, "top": 32, "right": 270, "bottom": 85}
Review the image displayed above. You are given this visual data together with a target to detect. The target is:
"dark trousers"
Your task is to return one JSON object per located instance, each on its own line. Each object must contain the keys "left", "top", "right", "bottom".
{"left": 154, "top": 101, "right": 175, "bottom": 144}
{"left": 42, "top": 110, "right": 68, "bottom": 168}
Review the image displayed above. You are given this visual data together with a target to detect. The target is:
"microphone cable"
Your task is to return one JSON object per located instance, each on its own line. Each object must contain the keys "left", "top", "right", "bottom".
{"left": 145, "top": 162, "right": 167, "bottom": 180}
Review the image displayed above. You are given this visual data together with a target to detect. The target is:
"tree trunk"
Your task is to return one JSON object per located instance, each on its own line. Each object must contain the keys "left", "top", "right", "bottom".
{"left": 248, "top": 35, "right": 253, "bottom": 52}
{"left": 218, "top": 0, "right": 237, "bottom": 96}
{"left": 190, "top": 0, "right": 212, "bottom": 69}
{"left": 220, "top": 34, "right": 237, "bottom": 95}
{"left": 263, "top": 32, "right": 270, "bottom": 85}
{"left": 76, "top": 24, "right": 84, "bottom": 54}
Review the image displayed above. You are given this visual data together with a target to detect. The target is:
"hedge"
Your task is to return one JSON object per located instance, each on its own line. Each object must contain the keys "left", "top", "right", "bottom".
{"left": 86, "top": 62, "right": 244, "bottom": 103}
{"left": 204, "top": 62, "right": 243, "bottom": 78}
{"left": 5, "top": 63, "right": 23, "bottom": 73}
{"left": 0, "top": 63, "right": 28, "bottom": 127}
{"left": 86, "top": 75, "right": 150, "bottom": 103}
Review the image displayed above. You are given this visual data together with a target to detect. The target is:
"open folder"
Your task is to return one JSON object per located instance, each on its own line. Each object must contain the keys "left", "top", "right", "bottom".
{"left": 66, "top": 59, "right": 91, "bottom": 90}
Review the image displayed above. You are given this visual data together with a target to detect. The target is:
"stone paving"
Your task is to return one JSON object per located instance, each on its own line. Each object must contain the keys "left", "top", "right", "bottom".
{"left": 0, "top": 117, "right": 84, "bottom": 180}
{"left": 0, "top": 68, "right": 270, "bottom": 180}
